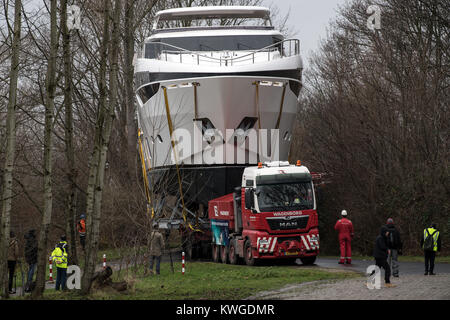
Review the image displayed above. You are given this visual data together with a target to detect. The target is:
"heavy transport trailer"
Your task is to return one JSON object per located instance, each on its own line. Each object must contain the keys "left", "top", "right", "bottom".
{"left": 171, "top": 161, "right": 320, "bottom": 266}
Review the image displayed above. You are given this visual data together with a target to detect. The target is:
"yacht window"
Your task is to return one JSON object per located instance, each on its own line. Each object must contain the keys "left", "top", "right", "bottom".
{"left": 137, "top": 83, "right": 160, "bottom": 104}
{"left": 145, "top": 35, "right": 283, "bottom": 58}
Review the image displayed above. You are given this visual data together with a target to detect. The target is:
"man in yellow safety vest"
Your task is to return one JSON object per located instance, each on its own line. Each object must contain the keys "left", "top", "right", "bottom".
{"left": 420, "top": 223, "right": 441, "bottom": 275}
{"left": 51, "top": 235, "right": 68, "bottom": 290}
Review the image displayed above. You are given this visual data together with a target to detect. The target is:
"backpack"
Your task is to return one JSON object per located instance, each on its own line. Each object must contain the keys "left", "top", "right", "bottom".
{"left": 423, "top": 229, "right": 437, "bottom": 251}
{"left": 388, "top": 231, "right": 395, "bottom": 248}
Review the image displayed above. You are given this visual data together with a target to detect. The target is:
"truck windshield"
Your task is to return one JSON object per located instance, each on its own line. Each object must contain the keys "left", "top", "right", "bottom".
{"left": 256, "top": 182, "right": 314, "bottom": 212}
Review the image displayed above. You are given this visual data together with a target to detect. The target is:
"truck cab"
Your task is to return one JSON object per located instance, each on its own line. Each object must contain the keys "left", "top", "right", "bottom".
{"left": 209, "top": 161, "right": 320, "bottom": 265}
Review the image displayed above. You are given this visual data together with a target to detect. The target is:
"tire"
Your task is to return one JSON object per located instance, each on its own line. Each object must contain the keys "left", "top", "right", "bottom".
{"left": 228, "top": 242, "right": 238, "bottom": 265}
{"left": 244, "top": 240, "right": 256, "bottom": 266}
{"left": 186, "top": 241, "right": 193, "bottom": 261}
{"left": 300, "top": 256, "right": 317, "bottom": 265}
{"left": 220, "top": 245, "right": 229, "bottom": 264}
{"left": 201, "top": 242, "right": 211, "bottom": 259}
{"left": 212, "top": 244, "right": 220, "bottom": 263}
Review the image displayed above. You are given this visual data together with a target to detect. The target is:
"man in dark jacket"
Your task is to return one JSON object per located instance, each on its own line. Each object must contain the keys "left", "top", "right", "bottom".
{"left": 7, "top": 231, "right": 19, "bottom": 294}
{"left": 385, "top": 218, "right": 402, "bottom": 277}
{"left": 24, "top": 229, "right": 38, "bottom": 292}
{"left": 373, "top": 226, "right": 394, "bottom": 287}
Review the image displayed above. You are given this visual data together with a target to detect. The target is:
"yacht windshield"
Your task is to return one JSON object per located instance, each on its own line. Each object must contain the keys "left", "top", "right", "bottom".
{"left": 145, "top": 35, "right": 281, "bottom": 58}
{"left": 256, "top": 182, "right": 314, "bottom": 212}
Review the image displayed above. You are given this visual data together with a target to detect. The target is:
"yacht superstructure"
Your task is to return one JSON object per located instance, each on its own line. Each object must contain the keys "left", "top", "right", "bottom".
{"left": 135, "top": 6, "right": 303, "bottom": 206}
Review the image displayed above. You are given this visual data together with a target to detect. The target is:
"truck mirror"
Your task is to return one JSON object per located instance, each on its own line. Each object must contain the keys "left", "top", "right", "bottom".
{"left": 244, "top": 188, "right": 254, "bottom": 210}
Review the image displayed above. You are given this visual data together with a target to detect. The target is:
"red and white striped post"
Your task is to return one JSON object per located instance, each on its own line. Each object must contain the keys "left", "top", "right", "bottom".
{"left": 103, "top": 254, "right": 106, "bottom": 269}
{"left": 182, "top": 252, "right": 185, "bottom": 275}
{"left": 49, "top": 256, "right": 53, "bottom": 282}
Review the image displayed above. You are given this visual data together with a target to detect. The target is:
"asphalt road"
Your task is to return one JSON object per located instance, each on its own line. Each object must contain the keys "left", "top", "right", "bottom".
{"left": 297, "top": 257, "right": 450, "bottom": 275}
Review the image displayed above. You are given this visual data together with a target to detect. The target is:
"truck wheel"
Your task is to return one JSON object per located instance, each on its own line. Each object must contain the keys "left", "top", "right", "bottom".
{"left": 220, "top": 245, "right": 229, "bottom": 264}
{"left": 201, "top": 242, "right": 211, "bottom": 259}
{"left": 186, "top": 241, "right": 193, "bottom": 261}
{"left": 228, "top": 243, "right": 238, "bottom": 265}
{"left": 244, "top": 240, "right": 256, "bottom": 266}
{"left": 212, "top": 244, "right": 220, "bottom": 263}
{"left": 300, "top": 256, "right": 317, "bottom": 265}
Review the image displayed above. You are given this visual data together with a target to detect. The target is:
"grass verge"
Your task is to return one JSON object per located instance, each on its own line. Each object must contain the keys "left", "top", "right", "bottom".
{"left": 23, "top": 261, "right": 359, "bottom": 300}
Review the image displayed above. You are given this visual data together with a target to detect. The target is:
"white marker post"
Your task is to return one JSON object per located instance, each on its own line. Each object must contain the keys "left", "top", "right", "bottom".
{"left": 182, "top": 252, "right": 185, "bottom": 275}
{"left": 49, "top": 256, "right": 54, "bottom": 283}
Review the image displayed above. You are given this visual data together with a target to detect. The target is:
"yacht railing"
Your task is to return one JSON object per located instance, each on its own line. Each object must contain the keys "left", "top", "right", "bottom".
{"left": 141, "top": 39, "right": 300, "bottom": 66}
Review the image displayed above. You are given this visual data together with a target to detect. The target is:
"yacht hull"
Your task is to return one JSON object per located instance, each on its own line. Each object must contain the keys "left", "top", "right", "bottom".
{"left": 137, "top": 75, "right": 300, "bottom": 205}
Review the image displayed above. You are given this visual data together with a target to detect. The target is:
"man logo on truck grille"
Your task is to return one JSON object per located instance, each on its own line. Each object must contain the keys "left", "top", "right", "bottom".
{"left": 279, "top": 221, "right": 298, "bottom": 228}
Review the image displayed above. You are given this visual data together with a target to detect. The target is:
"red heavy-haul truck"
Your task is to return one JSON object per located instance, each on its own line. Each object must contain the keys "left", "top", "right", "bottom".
{"left": 208, "top": 161, "right": 319, "bottom": 265}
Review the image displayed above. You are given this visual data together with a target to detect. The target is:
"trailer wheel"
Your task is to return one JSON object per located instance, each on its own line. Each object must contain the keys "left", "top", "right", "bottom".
{"left": 300, "top": 256, "right": 317, "bottom": 265}
{"left": 228, "top": 242, "right": 238, "bottom": 265}
{"left": 186, "top": 240, "right": 193, "bottom": 261}
{"left": 244, "top": 240, "right": 256, "bottom": 266}
{"left": 220, "top": 245, "right": 229, "bottom": 264}
{"left": 212, "top": 244, "right": 220, "bottom": 263}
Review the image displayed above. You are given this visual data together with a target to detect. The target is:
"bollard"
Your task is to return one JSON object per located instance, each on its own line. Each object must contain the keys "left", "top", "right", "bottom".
{"left": 103, "top": 254, "right": 106, "bottom": 269}
{"left": 182, "top": 252, "right": 185, "bottom": 275}
{"left": 49, "top": 256, "right": 54, "bottom": 282}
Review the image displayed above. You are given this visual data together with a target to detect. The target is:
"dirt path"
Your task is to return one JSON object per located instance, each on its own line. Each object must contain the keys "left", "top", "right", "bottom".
{"left": 246, "top": 273, "right": 450, "bottom": 300}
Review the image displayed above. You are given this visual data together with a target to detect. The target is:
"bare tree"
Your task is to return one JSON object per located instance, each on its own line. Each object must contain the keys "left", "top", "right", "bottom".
{"left": 0, "top": 0, "right": 21, "bottom": 299}
{"left": 33, "top": 0, "right": 58, "bottom": 299}
{"left": 81, "top": 0, "right": 121, "bottom": 295}
{"left": 61, "top": 0, "right": 79, "bottom": 265}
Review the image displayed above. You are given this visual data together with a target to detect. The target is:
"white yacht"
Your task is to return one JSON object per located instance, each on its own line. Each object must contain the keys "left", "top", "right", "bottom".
{"left": 135, "top": 6, "right": 303, "bottom": 206}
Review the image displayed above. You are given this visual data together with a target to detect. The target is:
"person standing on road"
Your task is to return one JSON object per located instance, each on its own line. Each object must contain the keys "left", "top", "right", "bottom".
{"left": 148, "top": 223, "right": 165, "bottom": 275}
{"left": 385, "top": 218, "right": 402, "bottom": 278}
{"left": 420, "top": 223, "right": 441, "bottom": 275}
{"left": 7, "top": 231, "right": 20, "bottom": 294}
{"left": 24, "top": 229, "right": 38, "bottom": 292}
{"left": 77, "top": 214, "right": 86, "bottom": 251}
{"left": 373, "top": 226, "right": 394, "bottom": 287}
{"left": 51, "top": 235, "right": 69, "bottom": 290}
{"left": 334, "top": 210, "right": 354, "bottom": 264}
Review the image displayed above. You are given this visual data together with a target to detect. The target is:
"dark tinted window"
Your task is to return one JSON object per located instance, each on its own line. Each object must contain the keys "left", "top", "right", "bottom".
{"left": 137, "top": 83, "right": 160, "bottom": 104}
{"left": 145, "top": 35, "right": 282, "bottom": 58}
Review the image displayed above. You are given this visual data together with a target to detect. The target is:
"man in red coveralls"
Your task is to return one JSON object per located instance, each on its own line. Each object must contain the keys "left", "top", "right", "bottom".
{"left": 334, "top": 210, "right": 354, "bottom": 264}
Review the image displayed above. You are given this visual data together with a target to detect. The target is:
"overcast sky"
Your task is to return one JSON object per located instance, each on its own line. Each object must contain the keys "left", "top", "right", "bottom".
{"left": 269, "top": 0, "right": 350, "bottom": 68}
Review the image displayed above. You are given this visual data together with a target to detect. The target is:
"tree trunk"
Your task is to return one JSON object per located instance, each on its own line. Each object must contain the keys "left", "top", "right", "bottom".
{"left": 81, "top": 0, "right": 120, "bottom": 295}
{"left": 0, "top": 0, "right": 21, "bottom": 299}
{"left": 33, "top": 0, "right": 58, "bottom": 299}
{"left": 61, "top": 0, "right": 78, "bottom": 266}
{"left": 124, "top": 0, "right": 137, "bottom": 181}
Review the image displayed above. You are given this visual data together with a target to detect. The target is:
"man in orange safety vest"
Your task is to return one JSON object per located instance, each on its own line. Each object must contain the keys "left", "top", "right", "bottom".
{"left": 77, "top": 214, "right": 86, "bottom": 251}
